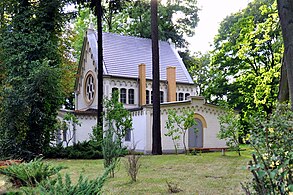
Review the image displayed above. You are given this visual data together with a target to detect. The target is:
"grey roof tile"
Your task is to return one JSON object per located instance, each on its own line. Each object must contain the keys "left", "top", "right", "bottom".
{"left": 87, "top": 30, "right": 193, "bottom": 84}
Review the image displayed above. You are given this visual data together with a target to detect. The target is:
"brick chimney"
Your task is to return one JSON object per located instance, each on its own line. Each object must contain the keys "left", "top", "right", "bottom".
{"left": 167, "top": 66, "right": 176, "bottom": 102}
{"left": 139, "top": 64, "right": 146, "bottom": 106}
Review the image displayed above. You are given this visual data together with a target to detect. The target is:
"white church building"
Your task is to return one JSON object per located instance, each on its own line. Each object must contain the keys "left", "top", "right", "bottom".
{"left": 58, "top": 26, "right": 227, "bottom": 153}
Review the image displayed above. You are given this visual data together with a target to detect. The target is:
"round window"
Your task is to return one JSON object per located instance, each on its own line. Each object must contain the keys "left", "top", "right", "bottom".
{"left": 84, "top": 72, "right": 95, "bottom": 104}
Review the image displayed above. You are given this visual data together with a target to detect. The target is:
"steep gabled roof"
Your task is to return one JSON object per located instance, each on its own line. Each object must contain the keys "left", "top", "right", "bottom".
{"left": 86, "top": 29, "right": 194, "bottom": 84}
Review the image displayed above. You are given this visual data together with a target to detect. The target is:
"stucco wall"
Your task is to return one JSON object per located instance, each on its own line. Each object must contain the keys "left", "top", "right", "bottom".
{"left": 76, "top": 41, "right": 98, "bottom": 111}
{"left": 123, "top": 110, "right": 147, "bottom": 151}
{"left": 75, "top": 114, "right": 97, "bottom": 142}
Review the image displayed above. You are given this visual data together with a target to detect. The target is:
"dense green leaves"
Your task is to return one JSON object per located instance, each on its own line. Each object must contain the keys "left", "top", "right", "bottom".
{"left": 218, "top": 108, "right": 243, "bottom": 156}
{"left": 243, "top": 104, "right": 293, "bottom": 194}
{"left": 0, "top": 0, "right": 73, "bottom": 160}
{"left": 202, "top": 0, "right": 283, "bottom": 132}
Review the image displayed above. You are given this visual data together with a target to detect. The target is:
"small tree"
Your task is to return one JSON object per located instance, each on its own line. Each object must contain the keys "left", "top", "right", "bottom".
{"left": 217, "top": 109, "right": 243, "bottom": 156}
{"left": 102, "top": 91, "right": 132, "bottom": 177}
{"left": 165, "top": 109, "right": 197, "bottom": 154}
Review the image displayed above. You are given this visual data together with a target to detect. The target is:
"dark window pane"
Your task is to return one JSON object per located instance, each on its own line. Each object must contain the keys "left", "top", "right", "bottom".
{"left": 120, "top": 88, "right": 126, "bottom": 103}
{"left": 160, "top": 91, "right": 164, "bottom": 103}
{"left": 179, "top": 93, "right": 184, "bottom": 101}
{"left": 146, "top": 90, "right": 150, "bottom": 104}
{"left": 128, "top": 89, "right": 134, "bottom": 104}
{"left": 125, "top": 128, "right": 131, "bottom": 142}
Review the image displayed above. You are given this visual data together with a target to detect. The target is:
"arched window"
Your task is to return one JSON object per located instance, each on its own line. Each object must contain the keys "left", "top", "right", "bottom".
{"left": 179, "top": 92, "right": 184, "bottom": 101}
{"left": 84, "top": 72, "right": 95, "bottom": 104}
{"left": 185, "top": 93, "right": 190, "bottom": 100}
{"left": 112, "top": 87, "right": 118, "bottom": 95}
{"left": 120, "top": 88, "right": 126, "bottom": 103}
{"left": 146, "top": 90, "right": 150, "bottom": 104}
{"left": 160, "top": 91, "right": 164, "bottom": 103}
{"left": 128, "top": 89, "right": 134, "bottom": 104}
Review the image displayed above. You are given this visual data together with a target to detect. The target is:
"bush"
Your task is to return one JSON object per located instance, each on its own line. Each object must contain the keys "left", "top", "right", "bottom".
{"left": 124, "top": 144, "right": 141, "bottom": 182}
{"left": 0, "top": 158, "right": 63, "bottom": 187}
{"left": 44, "top": 141, "right": 103, "bottom": 159}
{"left": 242, "top": 104, "right": 293, "bottom": 194}
{"left": 20, "top": 163, "right": 114, "bottom": 195}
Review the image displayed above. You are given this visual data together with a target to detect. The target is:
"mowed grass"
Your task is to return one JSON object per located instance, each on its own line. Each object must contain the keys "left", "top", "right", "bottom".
{"left": 47, "top": 148, "right": 253, "bottom": 195}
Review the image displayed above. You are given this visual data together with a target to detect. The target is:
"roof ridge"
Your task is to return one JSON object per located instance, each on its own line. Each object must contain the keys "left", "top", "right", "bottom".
{"left": 96, "top": 31, "right": 170, "bottom": 44}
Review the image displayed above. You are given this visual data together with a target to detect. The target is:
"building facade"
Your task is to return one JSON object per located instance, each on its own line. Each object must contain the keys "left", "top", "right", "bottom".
{"left": 59, "top": 27, "right": 227, "bottom": 153}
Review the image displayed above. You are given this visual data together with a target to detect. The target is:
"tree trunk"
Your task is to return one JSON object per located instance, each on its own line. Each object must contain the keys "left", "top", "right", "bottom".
{"left": 277, "top": 0, "right": 293, "bottom": 110}
{"left": 278, "top": 57, "right": 289, "bottom": 102}
{"left": 97, "top": 0, "right": 104, "bottom": 133}
{"left": 151, "top": 0, "right": 162, "bottom": 155}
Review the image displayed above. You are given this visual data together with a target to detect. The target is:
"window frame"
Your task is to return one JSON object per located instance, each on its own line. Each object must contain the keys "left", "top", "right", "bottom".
{"left": 128, "top": 89, "right": 134, "bottom": 104}
{"left": 179, "top": 92, "right": 184, "bottom": 101}
{"left": 120, "top": 88, "right": 127, "bottom": 103}
{"left": 84, "top": 71, "right": 96, "bottom": 105}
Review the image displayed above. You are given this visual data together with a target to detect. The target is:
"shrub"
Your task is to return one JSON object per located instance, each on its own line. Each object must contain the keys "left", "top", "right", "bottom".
{"left": 124, "top": 145, "right": 141, "bottom": 182}
{"left": 217, "top": 108, "right": 243, "bottom": 156}
{"left": 102, "top": 91, "right": 132, "bottom": 177}
{"left": 242, "top": 104, "right": 293, "bottom": 194}
{"left": 44, "top": 141, "right": 103, "bottom": 159}
{"left": 0, "top": 158, "right": 63, "bottom": 187}
{"left": 20, "top": 163, "right": 113, "bottom": 195}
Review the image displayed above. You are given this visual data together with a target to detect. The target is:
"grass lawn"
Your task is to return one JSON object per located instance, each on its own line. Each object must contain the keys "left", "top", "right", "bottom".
{"left": 0, "top": 148, "right": 253, "bottom": 194}
{"left": 44, "top": 148, "right": 253, "bottom": 195}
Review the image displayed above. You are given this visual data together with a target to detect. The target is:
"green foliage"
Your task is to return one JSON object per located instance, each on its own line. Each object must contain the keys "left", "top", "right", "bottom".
{"left": 0, "top": 62, "right": 63, "bottom": 160}
{"left": 0, "top": 158, "right": 63, "bottom": 187}
{"left": 165, "top": 109, "right": 197, "bottom": 154}
{"left": 103, "top": 91, "right": 132, "bottom": 142}
{"left": 205, "top": 0, "right": 282, "bottom": 133}
{"left": 187, "top": 52, "right": 211, "bottom": 96}
{"left": 242, "top": 104, "right": 293, "bottom": 194}
{"left": 102, "top": 91, "right": 132, "bottom": 177}
{"left": 44, "top": 141, "right": 103, "bottom": 159}
{"left": 111, "top": 0, "right": 199, "bottom": 49}
{"left": 20, "top": 163, "right": 113, "bottom": 195}
{"left": 0, "top": 0, "right": 72, "bottom": 160}
{"left": 217, "top": 108, "right": 243, "bottom": 156}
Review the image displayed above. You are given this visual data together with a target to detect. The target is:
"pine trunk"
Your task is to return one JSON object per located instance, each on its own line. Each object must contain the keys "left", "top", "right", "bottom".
{"left": 151, "top": 0, "right": 162, "bottom": 155}
{"left": 97, "top": 0, "right": 104, "bottom": 131}
{"left": 277, "top": 0, "right": 293, "bottom": 110}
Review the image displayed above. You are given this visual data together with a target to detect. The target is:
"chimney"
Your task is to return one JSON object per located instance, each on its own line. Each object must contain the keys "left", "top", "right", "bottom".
{"left": 167, "top": 66, "right": 176, "bottom": 102}
{"left": 139, "top": 64, "right": 146, "bottom": 106}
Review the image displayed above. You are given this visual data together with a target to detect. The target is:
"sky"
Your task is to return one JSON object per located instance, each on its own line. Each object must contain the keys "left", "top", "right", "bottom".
{"left": 188, "top": 0, "right": 251, "bottom": 53}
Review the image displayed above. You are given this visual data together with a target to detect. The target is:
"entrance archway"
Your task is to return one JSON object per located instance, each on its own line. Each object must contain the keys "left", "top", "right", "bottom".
{"left": 188, "top": 114, "right": 207, "bottom": 148}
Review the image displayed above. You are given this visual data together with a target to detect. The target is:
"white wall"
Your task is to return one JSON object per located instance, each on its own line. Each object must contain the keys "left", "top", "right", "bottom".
{"left": 75, "top": 41, "right": 98, "bottom": 111}
{"left": 123, "top": 110, "right": 147, "bottom": 152}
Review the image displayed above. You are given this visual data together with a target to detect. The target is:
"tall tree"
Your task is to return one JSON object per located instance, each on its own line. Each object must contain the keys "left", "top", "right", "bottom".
{"left": 277, "top": 0, "right": 293, "bottom": 110}
{"left": 77, "top": 0, "right": 104, "bottom": 134}
{"left": 0, "top": 0, "right": 71, "bottom": 159}
{"left": 206, "top": 0, "right": 282, "bottom": 125}
{"left": 151, "top": 0, "right": 162, "bottom": 155}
